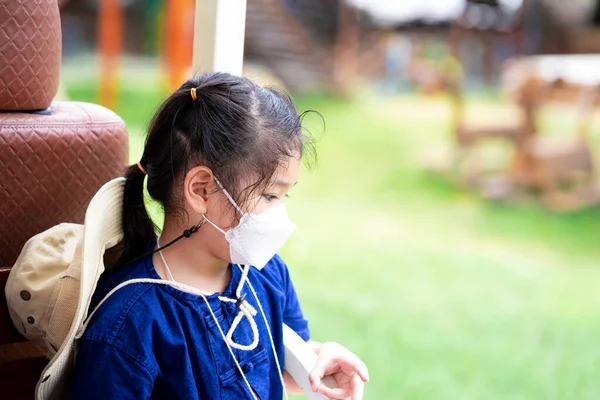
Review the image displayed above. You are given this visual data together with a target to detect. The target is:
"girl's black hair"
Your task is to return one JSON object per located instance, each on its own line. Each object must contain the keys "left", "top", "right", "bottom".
{"left": 118, "top": 72, "right": 315, "bottom": 266}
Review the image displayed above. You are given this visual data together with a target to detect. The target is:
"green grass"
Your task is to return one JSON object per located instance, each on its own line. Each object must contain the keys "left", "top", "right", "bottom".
{"left": 63, "top": 66, "right": 600, "bottom": 399}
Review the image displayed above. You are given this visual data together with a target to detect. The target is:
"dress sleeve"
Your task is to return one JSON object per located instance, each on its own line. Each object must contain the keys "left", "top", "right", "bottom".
{"left": 71, "top": 338, "right": 156, "bottom": 399}
{"left": 277, "top": 256, "right": 311, "bottom": 341}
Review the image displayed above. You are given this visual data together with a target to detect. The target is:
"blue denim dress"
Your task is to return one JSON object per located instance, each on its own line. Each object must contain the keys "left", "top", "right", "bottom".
{"left": 71, "top": 253, "right": 310, "bottom": 399}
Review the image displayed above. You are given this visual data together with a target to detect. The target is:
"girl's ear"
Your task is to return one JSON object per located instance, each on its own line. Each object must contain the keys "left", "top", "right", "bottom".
{"left": 183, "top": 166, "right": 215, "bottom": 215}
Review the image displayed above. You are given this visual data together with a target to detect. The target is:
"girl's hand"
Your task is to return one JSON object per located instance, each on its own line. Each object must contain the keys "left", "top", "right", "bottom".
{"left": 308, "top": 342, "right": 369, "bottom": 400}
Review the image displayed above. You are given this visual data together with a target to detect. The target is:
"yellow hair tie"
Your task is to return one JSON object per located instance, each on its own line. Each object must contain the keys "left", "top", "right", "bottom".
{"left": 190, "top": 87, "right": 197, "bottom": 101}
{"left": 137, "top": 161, "right": 147, "bottom": 175}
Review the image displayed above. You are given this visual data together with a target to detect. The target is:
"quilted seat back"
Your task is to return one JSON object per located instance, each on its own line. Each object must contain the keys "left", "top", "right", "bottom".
{"left": 0, "top": 102, "right": 129, "bottom": 266}
{"left": 0, "top": 0, "right": 129, "bottom": 267}
{"left": 0, "top": 0, "right": 61, "bottom": 111}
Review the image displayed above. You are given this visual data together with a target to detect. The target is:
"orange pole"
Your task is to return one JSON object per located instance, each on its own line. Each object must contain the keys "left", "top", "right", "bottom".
{"left": 98, "top": 0, "right": 123, "bottom": 109}
{"left": 165, "top": 0, "right": 194, "bottom": 91}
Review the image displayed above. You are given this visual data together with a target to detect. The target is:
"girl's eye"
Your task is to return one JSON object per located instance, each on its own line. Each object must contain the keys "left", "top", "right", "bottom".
{"left": 263, "top": 194, "right": 290, "bottom": 202}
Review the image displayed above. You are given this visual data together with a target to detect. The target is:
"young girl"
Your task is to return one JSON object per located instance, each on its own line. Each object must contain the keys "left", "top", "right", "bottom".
{"left": 71, "top": 73, "right": 368, "bottom": 399}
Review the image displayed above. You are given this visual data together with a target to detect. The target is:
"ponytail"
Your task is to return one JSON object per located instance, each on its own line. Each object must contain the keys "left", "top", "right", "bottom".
{"left": 118, "top": 162, "right": 157, "bottom": 266}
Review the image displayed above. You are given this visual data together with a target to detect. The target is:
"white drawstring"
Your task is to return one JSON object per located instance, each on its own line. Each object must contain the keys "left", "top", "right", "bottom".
{"left": 238, "top": 265, "right": 289, "bottom": 400}
{"left": 158, "top": 242, "right": 260, "bottom": 351}
{"left": 158, "top": 240, "right": 287, "bottom": 399}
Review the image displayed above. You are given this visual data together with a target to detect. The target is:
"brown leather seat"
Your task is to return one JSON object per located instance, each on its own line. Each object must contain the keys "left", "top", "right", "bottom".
{"left": 0, "top": 1, "right": 129, "bottom": 398}
{"left": 0, "top": 101, "right": 128, "bottom": 266}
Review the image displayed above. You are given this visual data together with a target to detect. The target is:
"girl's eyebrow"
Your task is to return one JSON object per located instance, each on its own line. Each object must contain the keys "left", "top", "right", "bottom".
{"left": 272, "top": 179, "right": 297, "bottom": 188}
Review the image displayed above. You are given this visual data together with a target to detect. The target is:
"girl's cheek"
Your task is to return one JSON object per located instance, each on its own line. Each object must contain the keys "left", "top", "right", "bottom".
{"left": 216, "top": 236, "right": 233, "bottom": 262}
{"left": 252, "top": 199, "right": 270, "bottom": 215}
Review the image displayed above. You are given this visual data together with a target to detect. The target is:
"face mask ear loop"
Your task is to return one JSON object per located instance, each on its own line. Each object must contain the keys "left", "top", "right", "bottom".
{"left": 213, "top": 176, "right": 245, "bottom": 215}
{"left": 202, "top": 214, "right": 228, "bottom": 235}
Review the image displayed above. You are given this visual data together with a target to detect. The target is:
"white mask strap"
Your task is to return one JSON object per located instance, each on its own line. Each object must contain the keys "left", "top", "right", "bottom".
{"left": 213, "top": 176, "right": 244, "bottom": 215}
{"left": 202, "top": 214, "right": 227, "bottom": 235}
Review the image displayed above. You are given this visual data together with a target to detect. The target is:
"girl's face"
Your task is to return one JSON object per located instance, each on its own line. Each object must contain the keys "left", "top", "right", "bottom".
{"left": 201, "top": 156, "right": 300, "bottom": 264}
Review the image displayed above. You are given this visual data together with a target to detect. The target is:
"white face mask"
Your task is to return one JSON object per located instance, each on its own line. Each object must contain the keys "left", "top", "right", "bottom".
{"left": 204, "top": 178, "right": 296, "bottom": 269}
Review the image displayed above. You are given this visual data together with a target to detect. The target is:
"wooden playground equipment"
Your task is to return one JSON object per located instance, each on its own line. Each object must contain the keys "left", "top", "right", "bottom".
{"left": 411, "top": 47, "right": 600, "bottom": 211}
{"left": 497, "top": 56, "right": 600, "bottom": 210}
{"left": 398, "top": 1, "right": 600, "bottom": 210}
{"left": 442, "top": 55, "right": 600, "bottom": 211}
{"left": 400, "top": 0, "right": 600, "bottom": 210}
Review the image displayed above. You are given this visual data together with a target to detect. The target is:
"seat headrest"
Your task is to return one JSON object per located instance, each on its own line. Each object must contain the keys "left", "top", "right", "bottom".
{"left": 0, "top": 0, "right": 61, "bottom": 111}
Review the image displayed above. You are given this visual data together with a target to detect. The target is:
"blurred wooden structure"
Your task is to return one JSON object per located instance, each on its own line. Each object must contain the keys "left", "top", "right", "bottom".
{"left": 498, "top": 55, "right": 600, "bottom": 210}
{"left": 244, "top": 0, "right": 334, "bottom": 91}
{"left": 244, "top": 0, "right": 387, "bottom": 92}
{"left": 449, "top": 80, "right": 524, "bottom": 148}
{"left": 395, "top": 1, "right": 600, "bottom": 210}
{"left": 391, "top": 1, "right": 530, "bottom": 172}
{"left": 416, "top": 53, "right": 600, "bottom": 210}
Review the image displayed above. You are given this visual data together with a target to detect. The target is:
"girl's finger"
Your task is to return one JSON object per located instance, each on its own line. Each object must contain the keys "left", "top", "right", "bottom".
{"left": 309, "top": 369, "right": 323, "bottom": 391}
{"left": 352, "top": 358, "right": 369, "bottom": 383}
{"left": 318, "top": 385, "right": 350, "bottom": 399}
{"left": 309, "top": 357, "right": 336, "bottom": 391}
{"left": 337, "top": 351, "right": 369, "bottom": 383}
{"left": 350, "top": 374, "right": 365, "bottom": 400}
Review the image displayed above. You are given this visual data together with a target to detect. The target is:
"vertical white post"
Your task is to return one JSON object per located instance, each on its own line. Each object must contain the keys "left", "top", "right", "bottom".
{"left": 192, "top": 0, "right": 247, "bottom": 75}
